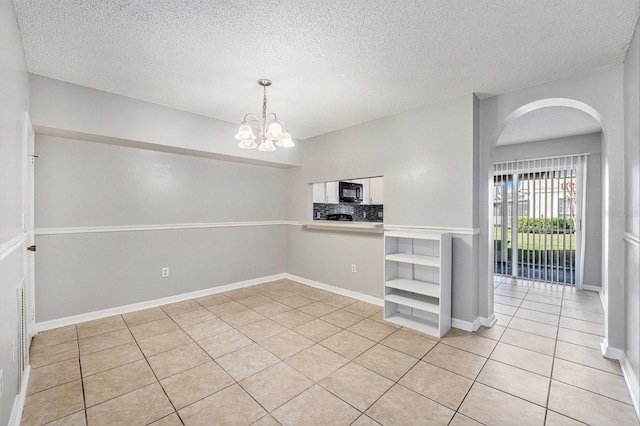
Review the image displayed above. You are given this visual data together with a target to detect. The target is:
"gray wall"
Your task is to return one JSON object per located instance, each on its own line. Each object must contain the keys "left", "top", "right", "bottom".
{"left": 0, "top": 0, "right": 30, "bottom": 423}
{"left": 495, "top": 133, "right": 603, "bottom": 288}
{"left": 623, "top": 20, "right": 640, "bottom": 405}
{"left": 35, "top": 136, "right": 287, "bottom": 321}
{"left": 286, "top": 94, "right": 481, "bottom": 323}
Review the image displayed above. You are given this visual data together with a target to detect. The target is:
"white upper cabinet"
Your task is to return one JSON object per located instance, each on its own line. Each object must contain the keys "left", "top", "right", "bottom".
{"left": 369, "top": 177, "right": 383, "bottom": 204}
{"left": 312, "top": 183, "right": 326, "bottom": 203}
{"left": 326, "top": 181, "right": 339, "bottom": 203}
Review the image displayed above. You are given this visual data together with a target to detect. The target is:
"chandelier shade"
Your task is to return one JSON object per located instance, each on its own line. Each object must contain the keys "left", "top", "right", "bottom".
{"left": 235, "top": 79, "right": 294, "bottom": 152}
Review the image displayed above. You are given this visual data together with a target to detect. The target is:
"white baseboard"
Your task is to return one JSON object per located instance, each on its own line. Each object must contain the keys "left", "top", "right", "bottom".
{"left": 451, "top": 317, "right": 481, "bottom": 332}
{"left": 582, "top": 285, "right": 602, "bottom": 293}
{"left": 8, "top": 365, "right": 30, "bottom": 426}
{"left": 480, "top": 314, "right": 497, "bottom": 328}
{"left": 600, "top": 339, "right": 625, "bottom": 360}
{"left": 621, "top": 353, "right": 640, "bottom": 419}
{"left": 36, "top": 273, "right": 287, "bottom": 332}
{"left": 283, "top": 274, "right": 384, "bottom": 306}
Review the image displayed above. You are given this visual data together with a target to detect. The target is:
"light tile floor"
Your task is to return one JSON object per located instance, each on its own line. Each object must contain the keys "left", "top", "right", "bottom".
{"left": 21, "top": 278, "right": 639, "bottom": 425}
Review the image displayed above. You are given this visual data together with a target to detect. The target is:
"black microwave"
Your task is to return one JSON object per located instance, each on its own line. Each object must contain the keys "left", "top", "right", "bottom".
{"left": 339, "top": 181, "right": 363, "bottom": 203}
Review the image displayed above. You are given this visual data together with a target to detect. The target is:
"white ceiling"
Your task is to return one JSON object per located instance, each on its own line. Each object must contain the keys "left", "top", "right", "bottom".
{"left": 497, "top": 107, "right": 603, "bottom": 146}
{"left": 12, "top": 0, "right": 640, "bottom": 140}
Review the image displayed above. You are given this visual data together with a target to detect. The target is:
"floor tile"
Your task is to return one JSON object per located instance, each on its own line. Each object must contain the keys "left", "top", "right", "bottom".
{"left": 137, "top": 329, "right": 193, "bottom": 357}
{"left": 458, "top": 382, "right": 546, "bottom": 425}
{"left": 514, "top": 307, "right": 560, "bottom": 326}
{"left": 182, "top": 318, "right": 233, "bottom": 341}
{"left": 320, "top": 362, "right": 393, "bottom": 411}
{"left": 83, "top": 359, "right": 156, "bottom": 407}
{"left": 423, "top": 343, "right": 486, "bottom": 380}
{"left": 216, "top": 343, "right": 279, "bottom": 381}
{"left": 285, "top": 344, "right": 349, "bottom": 382}
{"left": 122, "top": 307, "right": 168, "bottom": 327}
{"left": 30, "top": 341, "right": 79, "bottom": 369}
{"left": 238, "top": 318, "right": 288, "bottom": 341}
{"left": 279, "top": 294, "right": 316, "bottom": 308}
{"left": 449, "top": 412, "right": 483, "bottom": 426}
{"left": 239, "top": 362, "right": 314, "bottom": 411}
{"left": 500, "top": 328, "right": 556, "bottom": 356}
{"left": 78, "top": 328, "right": 134, "bottom": 355}
{"left": 205, "top": 300, "right": 246, "bottom": 316}
{"left": 293, "top": 318, "right": 341, "bottom": 342}
{"left": 222, "top": 287, "right": 259, "bottom": 300}
{"left": 493, "top": 312, "right": 513, "bottom": 327}
{"left": 236, "top": 294, "right": 274, "bottom": 309}
{"left": 552, "top": 358, "right": 631, "bottom": 403}
{"left": 440, "top": 328, "right": 497, "bottom": 357}
{"left": 343, "top": 301, "right": 382, "bottom": 317}
{"left": 192, "top": 293, "right": 231, "bottom": 307}
{"left": 475, "top": 324, "right": 505, "bottom": 341}
{"left": 147, "top": 342, "right": 212, "bottom": 380}
{"left": 258, "top": 289, "right": 296, "bottom": 301}
{"left": 30, "top": 326, "right": 77, "bottom": 352}
{"left": 271, "top": 309, "right": 315, "bottom": 328}
{"left": 178, "top": 384, "right": 266, "bottom": 425}
{"left": 298, "top": 301, "right": 337, "bottom": 317}
{"left": 380, "top": 328, "right": 438, "bottom": 358}
{"left": 258, "top": 329, "right": 314, "bottom": 359}
{"left": 22, "top": 380, "right": 84, "bottom": 425}
{"left": 160, "top": 361, "right": 234, "bottom": 409}
{"left": 170, "top": 307, "right": 217, "bottom": 327}
{"left": 525, "top": 294, "right": 563, "bottom": 306}
{"left": 547, "top": 380, "right": 638, "bottom": 425}
{"left": 520, "top": 300, "right": 562, "bottom": 315}
{"left": 556, "top": 327, "right": 602, "bottom": 350}
{"left": 251, "top": 301, "right": 293, "bottom": 318}
{"left": 494, "top": 287, "right": 528, "bottom": 299}
{"left": 351, "top": 414, "right": 382, "bottom": 426}
{"left": 554, "top": 340, "right": 622, "bottom": 375}
{"left": 508, "top": 317, "right": 558, "bottom": 339}
{"left": 561, "top": 299, "right": 603, "bottom": 313}
{"left": 76, "top": 316, "right": 126, "bottom": 339}
{"left": 320, "top": 309, "right": 364, "bottom": 328}
{"left": 80, "top": 342, "right": 143, "bottom": 376}
{"left": 149, "top": 413, "right": 183, "bottom": 426}
{"left": 559, "top": 316, "right": 604, "bottom": 336}
{"left": 161, "top": 299, "right": 202, "bottom": 316}
{"left": 544, "top": 410, "right": 587, "bottom": 425}
{"left": 322, "top": 294, "right": 359, "bottom": 308}
{"left": 494, "top": 294, "right": 522, "bottom": 307}
{"left": 560, "top": 307, "right": 605, "bottom": 324}
{"left": 198, "top": 329, "right": 253, "bottom": 359}
{"left": 219, "top": 309, "right": 266, "bottom": 328}
{"left": 347, "top": 318, "right": 397, "bottom": 342}
{"left": 129, "top": 318, "right": 180, "bottom": 341}
{"left": 399, "top": 361, "right": 472, "bottom": 410}
{"left": 27, "top": 358, "right": 80, "bottom": 395}
{"left": 354, "top": 343, "right": 418, "bottom": 381}
{"left": 490, "top": 341, "right": 553, "bottom": 377}
{"left": 321, "top": 329, "right": 376, "bottom": 359}
{"left": 477, "top": 359, "right": 549, "bottom": 406}
{"left": 272, "top": 385, "right": 360, "bottom": 426}
{"left": 251, "top": 414, "right": 282, "bottom": 426}
{"left": 494, "top": 302, "right": 518, "bottom": 316}
{"left": 86, "top": 382, "right": 173, "bottom": 426}
{"left": 366, "top": 384, "right": 455, "bottom": 426}
{"left": 46, "top": 410, "right": 87, "bottom": 426}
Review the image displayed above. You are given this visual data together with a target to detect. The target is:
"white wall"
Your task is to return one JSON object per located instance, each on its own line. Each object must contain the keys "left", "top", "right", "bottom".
{"left": 479, "top": 66, "right": 626, "bottom": 354}
{"left": 0, "top": 0, "right": 30, "bottom": 423}
{"left": 494, "top": 133, "right": 603, "bottom": 288}
{"left": 30, "top": 75, "right": 301, "bottom": 169}
{"left": 286, "top": 94, "right": 482, "bottom": 324}
{"left": 34, "top": 136, "right": 288, "bottom": 321}
{"left": 623, "top": 20, "right": 640, "bottom": 411}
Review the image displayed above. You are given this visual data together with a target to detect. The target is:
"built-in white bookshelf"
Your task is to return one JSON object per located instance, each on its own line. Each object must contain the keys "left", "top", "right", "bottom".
{"left": 383, "top": 230, "right": 451, "bottom": 337}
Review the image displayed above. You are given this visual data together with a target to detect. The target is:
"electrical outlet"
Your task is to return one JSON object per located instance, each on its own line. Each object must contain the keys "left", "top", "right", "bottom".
{"left": 161, "top": 267, "right": 170, "bottom": 278}
{"left": 377, "top": 211, "right": 383, "bottom": 218}
{"left": 363, "top": 212, "right": 367, "bottom": 218}
{"left": 351, "top": 264, "right": 357, "bottom": 273}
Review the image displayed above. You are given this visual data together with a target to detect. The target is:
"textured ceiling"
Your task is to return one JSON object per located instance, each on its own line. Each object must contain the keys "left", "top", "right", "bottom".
{"left": 497, "top": 107, "right": 602, "bottom": 146}
{"left": 12, "top": 0, "right": 640, "bottom": 140}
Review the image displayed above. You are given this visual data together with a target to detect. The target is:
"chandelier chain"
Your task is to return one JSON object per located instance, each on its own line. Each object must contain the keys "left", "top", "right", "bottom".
{"left": 262, "top": 85, "right": 268, "bottom": 125}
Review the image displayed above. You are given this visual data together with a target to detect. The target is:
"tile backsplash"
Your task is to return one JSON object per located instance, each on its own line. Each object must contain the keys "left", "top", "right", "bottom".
{"left": 313, "top": 203, "right": 383, "bottom": 222}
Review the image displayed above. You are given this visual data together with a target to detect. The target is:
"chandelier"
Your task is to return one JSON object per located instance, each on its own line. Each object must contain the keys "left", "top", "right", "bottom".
{"left": 235, "top": 79, "right": 294, "bottom": 151}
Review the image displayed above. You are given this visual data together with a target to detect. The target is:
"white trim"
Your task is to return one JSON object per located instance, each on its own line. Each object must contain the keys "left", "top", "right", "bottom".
{"left": 582, "top": 285, "right": 602, "bottom": 293}
{"left": 0, "top": 232, "right": 27, "bottom": 262}
{"left": 283, "top": 274, "right": 384, "bottom": 306}
{"left": 624, "top": 232, "right": 640, "bottom": 247}
{"left": 301, "top": 221, "right": 384, "bottom": 234}
{"left": 621, "top": 353, "right": 640, "bottom": 419}
{"left": 384, "top": 224, "right": 480, "bottom": 235}
{"left": 8, "top": 365, "right": 30, "bottom": 426}
{"left": 35, "top": 221, "right": 291, "bottom": 236}
{"left": 600, "top": 339, "right": 625, "bottom": 360}
{"left": 36, "top": 273, "right": 286, "bottom": 331}
{"left": 451, "top": 317, "right": 482, "bottom": 332}
{"left": 480, "top": 314, "right": 497, "bottom": 328}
